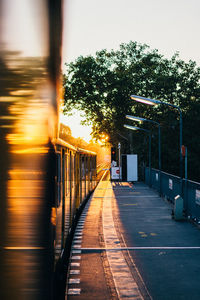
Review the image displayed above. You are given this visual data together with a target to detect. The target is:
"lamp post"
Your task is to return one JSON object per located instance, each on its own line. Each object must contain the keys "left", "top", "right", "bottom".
{"left": 124, "top": 124, "right": 151, "bottom": 186}
{"left": 118, "top": 142, "right": 121, "bottom": 181}
{"left": 126, "top": 115, "right": 161, "bottom": 194}
{"left": 130, "top": 95, "right": 183, "bottom": 192}
{"left": 126, "top": 115, "right": 161, "bottom": 170}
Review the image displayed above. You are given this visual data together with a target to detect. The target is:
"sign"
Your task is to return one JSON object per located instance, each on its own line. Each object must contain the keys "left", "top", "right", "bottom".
{"left": 156, "top": 173, "right": 158, "bottom": 181}
{"left": 195, "top": 190, "right": 200, "bottom": 206}
{"left": 169, "top": 179, "right": 173, "bottom": 190}
{"left": 111, "top": 167, "right": 121, "bottom": 180}
{"left": 111, "top": 160, "right": 117, "bottom": 167}
{"left": 181, "top": 145, "right": 186, "bottom": 157}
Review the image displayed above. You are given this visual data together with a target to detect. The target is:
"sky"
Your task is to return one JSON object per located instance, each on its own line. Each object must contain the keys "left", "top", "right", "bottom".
{"left": 63, "top": 0, "right": 200, "bottom": 66}
{"left": 4, "top": 0, "right": 199, "bottom": 142}
{"left": 62, "top": 0, "right": 200, "bottom": 141}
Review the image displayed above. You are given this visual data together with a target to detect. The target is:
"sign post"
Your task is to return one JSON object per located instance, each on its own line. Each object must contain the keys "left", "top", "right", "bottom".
{"left": 181, "top": 145, "right": 187, "bottom": 180}
{"left": 185, "top": 147, "right": 187, "bottom": 181}
{"left": 118, "top": 142, "right": 121, "bottom": 181}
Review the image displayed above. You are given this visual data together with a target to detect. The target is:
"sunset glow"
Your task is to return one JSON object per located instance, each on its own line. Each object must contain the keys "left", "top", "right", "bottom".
{"left": 60, "top": 110, "right": 93, "bottom": 143}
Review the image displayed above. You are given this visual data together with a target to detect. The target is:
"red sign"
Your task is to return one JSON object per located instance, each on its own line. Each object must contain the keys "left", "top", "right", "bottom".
{"left": 116, "top": 169, "right": 120, "bottom": 174}
{"left": 181, "top": 145, "right": 186, "bottom": 157}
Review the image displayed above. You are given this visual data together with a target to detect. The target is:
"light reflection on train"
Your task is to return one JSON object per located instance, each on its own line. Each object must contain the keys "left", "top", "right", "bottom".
{"left": 54, "top": 138, "right": 96, "bottom": 265}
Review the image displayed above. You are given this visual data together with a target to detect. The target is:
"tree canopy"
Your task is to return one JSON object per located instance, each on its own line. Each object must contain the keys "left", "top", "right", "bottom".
{"left": 63, "top": 41, "right": 200, "bottom": 181}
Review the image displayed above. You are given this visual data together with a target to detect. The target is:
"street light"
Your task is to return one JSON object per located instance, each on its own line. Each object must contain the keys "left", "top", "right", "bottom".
{"left": 126, "top": 115, "right": 161, "bottom": 194}
{"left": 126, "top": 115, "right": 161, "bottom": 170}
{"left": 130, "top": 95, "right": 183, "bottom": 185}
{"left": 124, "top": 124, "right": 151, "bottom": 185}
{"left": 130, "top": 95, "right": 161, "bottom": 105}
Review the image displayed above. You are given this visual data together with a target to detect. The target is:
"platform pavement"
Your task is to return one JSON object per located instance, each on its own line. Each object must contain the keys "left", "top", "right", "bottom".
{"left": 66, "top": 179, "right": 200, "bottom": 300}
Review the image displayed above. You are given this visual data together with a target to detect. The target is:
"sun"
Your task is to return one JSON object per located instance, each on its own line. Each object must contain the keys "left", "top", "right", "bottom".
{"left": 59, "top": 109, "right": 93, "bottom": 143}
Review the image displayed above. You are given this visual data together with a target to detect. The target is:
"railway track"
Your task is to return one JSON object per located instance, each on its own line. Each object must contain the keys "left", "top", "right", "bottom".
{"left": 96, "top": 162, "right": 110, "bottom": 181}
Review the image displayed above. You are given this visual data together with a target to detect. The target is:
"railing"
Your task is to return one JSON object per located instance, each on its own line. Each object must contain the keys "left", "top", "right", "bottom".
{"left": 145, "top": 167, "right": 200, "bottom": 221}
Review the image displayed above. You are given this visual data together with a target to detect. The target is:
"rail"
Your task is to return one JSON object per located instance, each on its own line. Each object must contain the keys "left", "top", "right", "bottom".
{"left": 145, "top": 167, "right": 200, "bottom": 222}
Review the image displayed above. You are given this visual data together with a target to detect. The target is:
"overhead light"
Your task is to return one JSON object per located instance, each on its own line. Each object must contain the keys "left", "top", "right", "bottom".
{"left": 130, "top": 95, "right": 161, "bottom": 105}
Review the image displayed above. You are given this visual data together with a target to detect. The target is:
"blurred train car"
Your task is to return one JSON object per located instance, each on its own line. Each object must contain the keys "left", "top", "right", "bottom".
{"left": 53, "top": 139, "right": 96, "bottom": 296}
{"left": 0, "top": 0, "right": 97, "bottom": 299}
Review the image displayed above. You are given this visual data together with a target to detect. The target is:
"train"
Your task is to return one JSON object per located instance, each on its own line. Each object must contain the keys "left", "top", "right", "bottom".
{"left": 54, "top": 138, "right": 96, "bottom": 260}
{"left": 0, "top": 0, "right": 99, "bottom": 299}
{"left": 53, "top": 138, "right": 97, "bottom": 299}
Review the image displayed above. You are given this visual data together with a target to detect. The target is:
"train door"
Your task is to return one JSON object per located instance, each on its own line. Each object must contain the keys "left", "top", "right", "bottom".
{"left": 90, "top": 156, "right": 93, "bottom": 190}
{"left": 75, "top": 153, "right": 80, "bottom": 209}
{"left": 55, "top": 151, "right": 62, "bottom": 262}
{"left": 65, "top": 151, "right": 70, "bottom": 239}
{"left": 79, "top": 155, "right": 83, "bottom": 204}
{"left": 57, "top": 152, "right": 61, "bottom": 207}
{"left": 61, "top": 149, "right": 65, "bottom": 249}
{"left": 94, "top": 156, "right": 97, "bottom": 187}
{"left": 81, "top": 155, "right": 86, "bottom": 201}
{"left": 87, "top": 156, "right": 90, "bottom": 194}
{"left": 84, "top": 156, "right": 87, "bottom": 196}
{"left": 69, "top": 151, "right": 75, "bottom": 224}
{"left": 69, "top": 151, "right": 72, "bottom": 225}
{"left": 92, "top": 156, "right": 96, "bottom": 189}
{"left": 72, "top": 154, "right": 76, "bottom": 215}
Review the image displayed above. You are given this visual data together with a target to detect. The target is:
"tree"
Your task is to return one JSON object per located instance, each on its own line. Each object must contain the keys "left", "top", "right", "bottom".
{"left": 63, "top": 41, "right": 200, "bottom": 181}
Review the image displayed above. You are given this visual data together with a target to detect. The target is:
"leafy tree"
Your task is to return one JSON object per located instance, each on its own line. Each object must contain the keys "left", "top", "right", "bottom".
{"left": 63, "top": 41, "right": 200, "bottom": 181}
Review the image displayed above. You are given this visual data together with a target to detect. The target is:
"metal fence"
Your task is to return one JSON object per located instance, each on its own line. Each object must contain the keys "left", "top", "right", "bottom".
{"left": 145, "top": 167, "right": 200, "bottom": 221}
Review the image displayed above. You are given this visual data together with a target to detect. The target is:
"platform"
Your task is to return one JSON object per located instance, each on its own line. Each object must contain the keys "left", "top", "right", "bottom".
{"left": 66, "top": 179, "right": 200, "bottom": 300}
